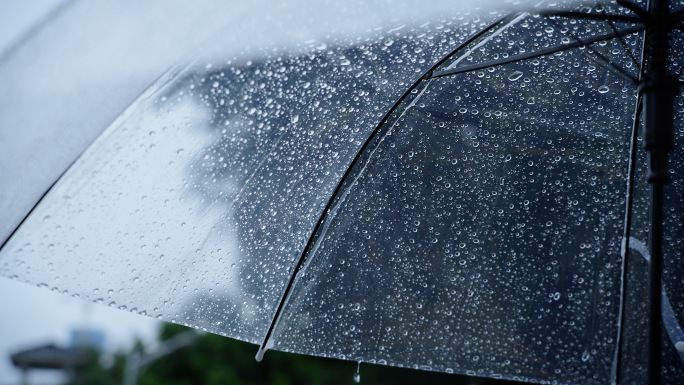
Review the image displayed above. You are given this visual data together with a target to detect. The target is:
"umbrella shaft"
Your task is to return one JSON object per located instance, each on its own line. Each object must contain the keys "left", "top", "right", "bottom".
{"left": 649, "top": 183, "right": 664, "bottom": 385}
{"left": 643, "top": 1, "right": 674, "bottom": 384}
{"left": 643, "top": 0, "right": 676, "bottom": 183}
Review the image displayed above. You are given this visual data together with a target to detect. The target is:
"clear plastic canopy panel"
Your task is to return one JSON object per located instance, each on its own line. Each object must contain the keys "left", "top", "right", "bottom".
{"left": 0, "top": 0, "right": 490, "bottom": 247}
{"left": 3, "top": 1, "right": 684, "bottom": 385}
{"left": 271, "top": 9, "right": 641, "bottom": 384}
{"left": 0, "top": 0, "right": 502, "bottom": 350}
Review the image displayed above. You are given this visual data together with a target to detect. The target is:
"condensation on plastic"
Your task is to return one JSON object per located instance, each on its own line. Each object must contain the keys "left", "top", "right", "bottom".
{"left": 0, "top": 10, "right": 501, "bottom": 346}
{"left": 270, "top": 12, "right": 643, "bottom": 385}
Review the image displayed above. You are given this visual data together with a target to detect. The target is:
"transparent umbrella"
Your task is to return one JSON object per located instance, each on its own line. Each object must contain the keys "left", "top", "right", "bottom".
{"left": 1, "top": 0, "right": 683, "bottom": 384}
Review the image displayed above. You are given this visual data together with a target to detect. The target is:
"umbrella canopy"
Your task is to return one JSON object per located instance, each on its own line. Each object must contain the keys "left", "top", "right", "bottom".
{"left": 1, "top": 0, "right": 683, "bottom": 384}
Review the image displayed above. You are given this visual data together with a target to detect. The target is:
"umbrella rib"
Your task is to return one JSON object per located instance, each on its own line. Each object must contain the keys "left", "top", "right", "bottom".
{"left": 671, "top": 6, "right": 684, "bottom": 18}
{"left": 254, "top": 12, "right": 520, "bottom": 360}
{"left": 536, "top": 10, "right": 642, "bottom": 23}
{"left": 606, "top": 19, "right": 642, "bottom": 72}
{"left": 0, "top": 164, "right": 75, "bottom": 252}
{"left": 430, "top": 25, "right": 644, "bottom": 79}
{"left": 612, "top": 94, "right": 642, "bottom": 385}
{"left": 542, "top": 16, "right": 640, "bottom": 84}
{"left": 616, "top": 0, "right": 649, "bottom": 19}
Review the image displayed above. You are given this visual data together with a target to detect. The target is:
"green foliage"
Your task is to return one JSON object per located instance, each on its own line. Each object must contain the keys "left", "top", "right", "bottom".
{"left": 136, "top": 323, "right": 518, "bottom": 385}
{"left": 65, "top": 322, "right": 524, "bottom": 385}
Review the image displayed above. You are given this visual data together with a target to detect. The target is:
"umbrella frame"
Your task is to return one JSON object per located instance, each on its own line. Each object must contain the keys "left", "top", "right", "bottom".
{"left": 256, "top": 1, "right": 681, "bottom": 383}
{"left": 1, "top": 1, "right": 681, "bottom": 384}
{"left": 264, "top": 0, "right": 684, "bottom": 384}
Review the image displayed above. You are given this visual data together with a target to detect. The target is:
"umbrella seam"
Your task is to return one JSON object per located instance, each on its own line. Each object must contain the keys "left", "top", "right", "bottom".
{"left": 542, "top": 13, "right": 639, "bottom": 84}
{"left": 613, "top": 94, "right": 642, "bottom": 385}
{"left": 431, "top": 25, "right": 645, "bottom": 80}
{"left": 254, "top": 12, "right": 518, "bottom": 361}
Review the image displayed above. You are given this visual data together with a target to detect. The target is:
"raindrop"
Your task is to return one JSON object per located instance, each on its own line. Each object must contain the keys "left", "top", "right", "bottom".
{"left": 508, "top": 71, "right": 523, "bottom": 81}
{"left": 598, "top": 85, "right": 609, "bottom": 94}
{"left": 527, "top": 97, "right": 535, "bottom": 105}
{"left": 353, "top": 361, "right": 361, "bottom": 383}
{"left": 291, "top": 115, "right": 299, "bottom": 124}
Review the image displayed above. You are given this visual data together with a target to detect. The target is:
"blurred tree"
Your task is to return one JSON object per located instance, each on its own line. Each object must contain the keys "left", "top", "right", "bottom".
{"left": 62, "top": 321, "right": 529, "bottom": 385}
{"left": 134, "top": 323, "right": 526, "bottom": 385}
{"left": 63, "top": 348, "right": 126, "bottom": 385}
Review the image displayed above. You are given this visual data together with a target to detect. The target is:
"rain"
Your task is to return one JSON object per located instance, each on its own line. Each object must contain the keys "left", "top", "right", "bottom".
{"left": 2, "top": 1, "right": 684, "bottom": 385}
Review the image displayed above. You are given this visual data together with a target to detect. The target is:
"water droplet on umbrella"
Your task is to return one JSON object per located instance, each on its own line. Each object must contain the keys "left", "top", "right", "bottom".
{"left": 598, "top": 85, "right": 609, "bottom": 94}
{"left": 508, "top": 71, "right": 523, "bottom": 81}
{"left": 353, "top": 361, "right": 361, "bottom": 383}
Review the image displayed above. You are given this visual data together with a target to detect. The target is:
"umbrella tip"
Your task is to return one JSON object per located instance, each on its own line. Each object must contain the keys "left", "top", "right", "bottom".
{"left": 255, "top": 340, "right": 274, "bottom": 362}
{"left": 255, "top": 347, "right": 267, "bottom": 362}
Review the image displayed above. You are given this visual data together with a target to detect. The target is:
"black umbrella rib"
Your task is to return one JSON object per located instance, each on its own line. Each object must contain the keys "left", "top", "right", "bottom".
{"left": 430, "top": 25, "right": 644, "bottom": 79}
{"left": 616, "top": 0, "right": 649, "bottom": 18}
{"left": 542, "top": 16, "right": 639, "bottom": 84}
{"left": 613, "top": 94, "right": 642, "bottom": 385}
{"left": 0, "top": 165, "right": 73, "bottom": 253}
{"left": 537, "top": 10, "right": 642, "bottom": 23}
{"left": 606, "top": 19, "right": 642, "bottom": 72}
{"left": 255, "top": 12, "right": 520, "bottom": 360}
